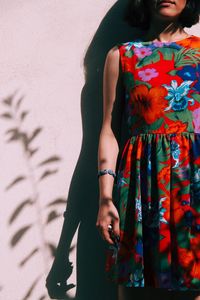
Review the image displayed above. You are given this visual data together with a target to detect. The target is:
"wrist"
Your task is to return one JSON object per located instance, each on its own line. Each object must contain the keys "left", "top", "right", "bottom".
{"left": 99, "top": 196, "right": 113, "bottom": 205}
{"left": 97, "top": 168, "right": 116, "bottom": 179}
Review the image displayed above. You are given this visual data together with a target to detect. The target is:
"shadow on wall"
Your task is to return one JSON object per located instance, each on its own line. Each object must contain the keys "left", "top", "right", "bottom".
{"left": 0, "top": 91, "right": 66, "bottom": 300}
{"left": 45, "top": 1, "right": 146, "bottom": 300}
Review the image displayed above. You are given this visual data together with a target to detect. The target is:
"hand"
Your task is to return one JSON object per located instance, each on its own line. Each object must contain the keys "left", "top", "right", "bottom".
{"left": 96, "top": 198, "right": 120, "bottom": 245}
{"left": 45, "top": 256, "right": 75, "bottom": 299}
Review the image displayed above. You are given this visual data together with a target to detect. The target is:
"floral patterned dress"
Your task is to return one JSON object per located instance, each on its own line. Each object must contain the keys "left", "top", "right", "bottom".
{"left": 105, "top": 35, "right": 200, "bottom": 291}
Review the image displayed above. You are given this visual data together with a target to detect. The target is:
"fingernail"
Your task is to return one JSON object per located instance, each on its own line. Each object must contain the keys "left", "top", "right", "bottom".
{"left": 116, "top": 235, "right": 120, "bottom": 241}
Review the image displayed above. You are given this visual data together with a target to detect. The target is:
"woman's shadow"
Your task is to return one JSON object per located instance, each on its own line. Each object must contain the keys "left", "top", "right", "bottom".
{"left": 45, "top": 1, "right": 199, "bottom": 300}
{"left": 45, "top": 2, "right": 133, "bottom": 298}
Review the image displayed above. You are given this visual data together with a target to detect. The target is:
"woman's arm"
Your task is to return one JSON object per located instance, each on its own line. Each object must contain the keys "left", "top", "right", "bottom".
{"left": 98, "top": 45, "right": 121, "bottom": 202}
{"left": 96, "top": 45, "right": 124, "bottom": 244}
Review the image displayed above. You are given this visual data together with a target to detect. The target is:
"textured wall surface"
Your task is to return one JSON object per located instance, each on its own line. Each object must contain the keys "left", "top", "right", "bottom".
{"left": 0, "top": 1, "right": 199, "bottom": 300}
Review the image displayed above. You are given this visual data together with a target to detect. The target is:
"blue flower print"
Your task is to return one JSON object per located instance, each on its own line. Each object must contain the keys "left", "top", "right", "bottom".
{"left": 184, "top": 210, "right": 194, "bottom": 227}
{"left": 143, "top": 196, "right": 168, "bottom": 228}
{"left": 116, "top": 170, "right": 128, "bottom": 188}
{"left": 147, "top": 146, "right": 152, "bottom": 174}
{"left": 177, "top": 65, "right": 200, "bottom": 91}
{"left": 135, "top": 197, "right": 142, "bottom": 222}
{"left": 132, "top": 41, "right": 146, "bottom": 48}
{"left": 128, "top": 269, "right": 144, "bottom": 287}
{"left": 136, "top": 239, "right": 143, "bottom": 256}
{"left": 124, "top": 41, "right": 137, "bottom": 51}
{"left": 162, "top": 80, "right": 194, "bottom": 111}
{"left": 171, "top": 140, "right": 181, "bottom": 168}
{"left": 159, "top": 197, "right": 168, "bottom": 224}
{"left": 191, "top": 168, "right": 200, "bottom": 203}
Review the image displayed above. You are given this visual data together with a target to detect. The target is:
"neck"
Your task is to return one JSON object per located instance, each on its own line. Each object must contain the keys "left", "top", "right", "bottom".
{"left": 143, "top": 17, "right": 188, "bottom": 42}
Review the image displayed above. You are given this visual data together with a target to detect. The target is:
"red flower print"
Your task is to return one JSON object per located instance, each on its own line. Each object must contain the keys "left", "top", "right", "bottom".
{"left": 118, "top": 230, "right": 136, "bottom": 262}
{"left": 159, "top": 225, "right": 171, "bottom": 253}
{"left": 135, "top": 139, "right": 143, "bottom": 160}
{"left": 178, "top": 36, "right": 200, "bottom": 49}
{"left": 172, "top": 191, "right": 191, "bottom": 223}
{"left": 165, "top": 120, "right": 188, "bottom": 133}
{"left": 130, "top": 85, "right": 168, "bottom": 124}
{"left": 122, "top": 142, "right": 133, "bottom": 171}
{"left": 191, "top": 235, "right": 200, "bottom": 260}
{"left": 178, "top": 248, "right": 195, "bottom": 269}
{"left": 158, "top": 165, "right": 170, "bottom": 185}
{"left": 190, "top": 261, "right": 200, "bottom": 280}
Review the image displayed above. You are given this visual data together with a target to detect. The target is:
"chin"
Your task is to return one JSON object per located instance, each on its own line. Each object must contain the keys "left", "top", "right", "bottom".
{"left": 154, "top": 12, "right": 179, "bottom": 20}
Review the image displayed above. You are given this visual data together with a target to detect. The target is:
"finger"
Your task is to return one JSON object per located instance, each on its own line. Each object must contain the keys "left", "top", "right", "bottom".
{"left": 112, "top": 219, "right": 120, "bottom": 237}
{"left": 101, "top": 226, "right": 115, "bottom": 245}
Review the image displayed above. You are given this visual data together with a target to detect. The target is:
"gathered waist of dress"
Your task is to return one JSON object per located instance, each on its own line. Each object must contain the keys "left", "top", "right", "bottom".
{"left": 130, "top": 131, "right": 200, "bottom": 137}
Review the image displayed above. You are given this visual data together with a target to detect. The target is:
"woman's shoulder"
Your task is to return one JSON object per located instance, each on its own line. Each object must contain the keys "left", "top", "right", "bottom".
{"left": 105, "top": 42, "right": 130, "bottom": 63}
{"left": 106, "top": 45, "right": 121, "bottom": 61}
{"left": 108, "top": 42, "right": 133, "bottom": 57}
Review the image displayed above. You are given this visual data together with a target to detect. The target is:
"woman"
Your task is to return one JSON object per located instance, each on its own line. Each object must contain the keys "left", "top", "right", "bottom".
{"left": 96, "top": 0, "right": 200, "bottom": 299}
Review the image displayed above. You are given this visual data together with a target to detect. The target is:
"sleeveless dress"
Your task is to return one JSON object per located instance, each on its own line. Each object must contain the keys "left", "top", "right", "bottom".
{"left": 105, "top": 35, "right": 200, "bottom": 291}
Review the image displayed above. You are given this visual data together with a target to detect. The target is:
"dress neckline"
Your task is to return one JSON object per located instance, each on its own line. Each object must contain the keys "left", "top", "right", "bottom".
{"left": 135, "top": 34, "right": 197, "bottom": 44}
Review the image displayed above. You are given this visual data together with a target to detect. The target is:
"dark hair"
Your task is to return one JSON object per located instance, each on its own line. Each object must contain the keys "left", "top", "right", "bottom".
{"left": 124, "top": 0, "right": 200, "bottom": 30}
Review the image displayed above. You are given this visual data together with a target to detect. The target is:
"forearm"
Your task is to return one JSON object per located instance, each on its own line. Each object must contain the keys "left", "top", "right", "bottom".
{"left": 98, "top": 128, "right": 119, "bottom": 203}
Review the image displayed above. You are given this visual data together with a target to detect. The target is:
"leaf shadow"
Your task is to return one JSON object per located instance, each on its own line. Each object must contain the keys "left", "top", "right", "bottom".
{"left": 1, "top": 90, "right": 66, "bottom": 299}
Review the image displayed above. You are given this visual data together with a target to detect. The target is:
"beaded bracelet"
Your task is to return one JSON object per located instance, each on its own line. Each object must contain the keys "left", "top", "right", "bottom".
{"left": 97, "top": 169, "right": 116, "bottom": 179}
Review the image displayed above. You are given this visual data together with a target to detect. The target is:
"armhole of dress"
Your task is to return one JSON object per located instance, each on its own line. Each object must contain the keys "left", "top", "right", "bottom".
{"left": 116, "top": 43, "right": 125, "bottom": 74}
